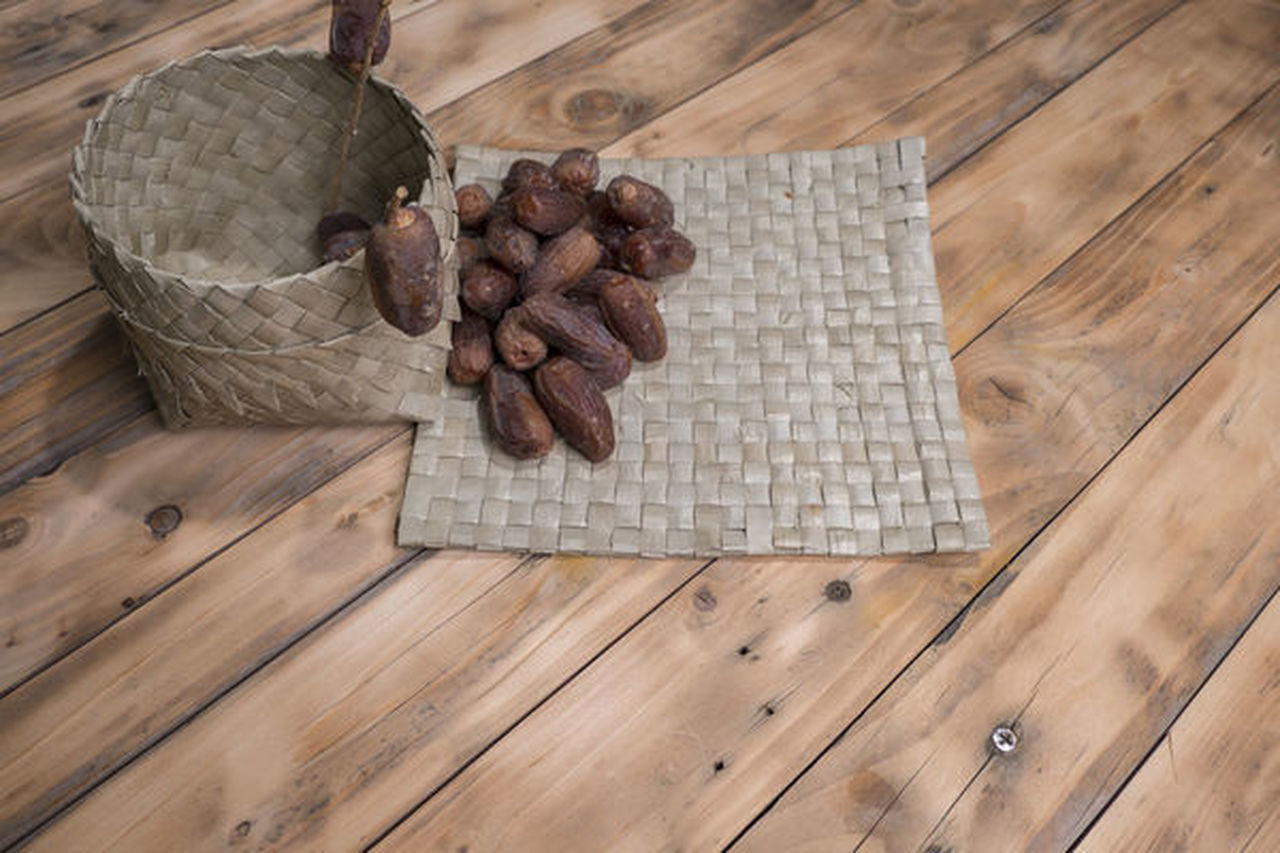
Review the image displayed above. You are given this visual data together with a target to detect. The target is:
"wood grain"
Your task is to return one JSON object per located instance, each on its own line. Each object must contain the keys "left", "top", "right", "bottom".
{"left": 368, "top": 81, "right": 1280, "bottom": 853}
{"left": 0, "top": 290, "right": 149, "bottom": 495}
{"left": 18, "top": 543, "right": 702, "bottom": 851}
{"left": 740, "top": 290, "right": 1280, "bottom": 852}
{"left": 0, "top": 182, "right": 90, "bottom": 332}
{"left": 0, "top": 434, "right": 423, "bottom": 848}
{"left": 605, "top": 0, "right": 1063, "bottom": 158}
{"left": 0, "top": 408, "right": 399, "bottom": 691}
{"left": 0, "top": 0, "right": 228, "bottom": 99}
{"left": 1077, "top": 594, "right": 1280, "bottom": 853}
{"left": 426, "top": 0, "right": 861, "bottom": 154}
{"left": 923, "top": 0, "right": 1280, "bottom": 347}
{"left": 610, "top": 0, "right": 1280, "bottom": 351}
{"left": 845, "top": 0, "right": 1182, "bottom": 180}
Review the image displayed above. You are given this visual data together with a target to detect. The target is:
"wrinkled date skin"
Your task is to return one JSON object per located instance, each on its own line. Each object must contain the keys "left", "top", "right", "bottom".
{"left": 494, "top": 306, "right": 548, "bottom": 371}
{"left": 606, "top": 175, "right": 674, "bottom": 229}
{"left": 454, "top": 184, "right": 493, "bottom": 230}
{"left": 533, "top": 357, "right": 615, "bottom": 462}
{"left": 551, "top": 148, "right": 599, "bottom": 197}
{"left": 521, "top": 226, "right": 601, "bottom": 299}
{"left": 365, "top": 188, "right": 442, "bottom": 336}
{"left": 328, "top": 0, "right": 390, "bottom": 73}
{"left": 512, "top": 187, "right": 587, "bottom": 236}
{"left": 521, "top": 292, "right": 631, "bottom": 389}
{"left": 621, "top": 226, "right": 696, "bottom": 279}
{"left": 565, "top": 267, "right": 627, "bottom": 303}
{"left": 484, "top": 366, "right": 555, "bottom": 459}
{"left": 485, "top": 216, "right": 539, "bottom": 275}
{"left": 599, "top": 274, "right": 666, "bottom": 361}
{"left": 502, "top": 159, "right": 558, "bottom": 194}
{"left": 447, "top": 309, "right": 494, "bottom": 386}
{"left": 455, "top": 235, "right": 485, "bottom": 276}
{"left": 461, "top": 260, "right": 518, "bottom": 321}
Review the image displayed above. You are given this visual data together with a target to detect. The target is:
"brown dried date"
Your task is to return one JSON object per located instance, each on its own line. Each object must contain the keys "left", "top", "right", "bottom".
{"left": 454, "top": 184, "right": 493, "bottom": 230}
{"left": 447, "top": 309, "right": 493, "bottom": 386}
{"left": 484, "top": 366, "right": 554, "bottom": 459}
{"left": 502, "top": 159, "right": 557, "bottom": 193}
{"left": 599, "top": 274, "right": 666, "bottom": 361}
{"left": 564, "top": 267, "right": 626, "bottom": 303}
{"left": 485, "top": 216, "right": 539, "bottom": 275}
{"left": 520, "top": 292, "right": 631, "bottom": 389}
{"left": 494, "top": 306, "right": 548, "bottom": 371}
{"left": 461, "top": 260, "right": 518, "bottom": 321}
{"left": 551, "top": 148, "right": 599, "bottom": 197}
{"left": 328, "top": 0, "right": 390, "bottom": 74}
{"left": 455, "top": 235, "right": 485, "bottom": 276}
{"left": 621, "top": 226, "right": 696, "bottom": 279}
{"left": 533, "top": 358, "right": 615, "bottom": 462}
{"left": 512, "top": 187, "right": 587, "bottom": 236}
{"left": 521, "top": 226, "right": 601, "bottom": 299}
{"left": 606, "top": 175, "right": 674, "bottom": 229}
{"left": 322, "top": 228, "right": 369, "bottom": 262}
{"left": 364, "top": 187, "right": 442, "bottom": 336}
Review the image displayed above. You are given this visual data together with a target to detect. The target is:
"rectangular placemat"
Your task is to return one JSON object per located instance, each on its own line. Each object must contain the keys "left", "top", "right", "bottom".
{"left": 398, "top": 140, "right": 989, "bottom": 557}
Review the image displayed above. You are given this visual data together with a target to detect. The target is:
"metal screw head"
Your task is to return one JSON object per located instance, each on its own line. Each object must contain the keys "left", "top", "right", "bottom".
{"left": 991, "top": 725, "right": 1018, "bottom": 753}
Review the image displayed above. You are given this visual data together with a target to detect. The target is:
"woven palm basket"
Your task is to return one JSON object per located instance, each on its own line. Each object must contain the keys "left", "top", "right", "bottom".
{"left": 69, "top": 46, "right": 459, "bottom": 427}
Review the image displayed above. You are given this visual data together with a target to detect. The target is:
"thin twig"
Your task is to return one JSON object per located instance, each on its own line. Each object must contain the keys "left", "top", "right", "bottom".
{"left": 324, "top": 0, "right": 392, "bottom": 216}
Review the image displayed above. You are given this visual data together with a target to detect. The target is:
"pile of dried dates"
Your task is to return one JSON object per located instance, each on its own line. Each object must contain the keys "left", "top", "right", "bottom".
{"left": 447, "top": 148, "right": 696, "bottom": 462}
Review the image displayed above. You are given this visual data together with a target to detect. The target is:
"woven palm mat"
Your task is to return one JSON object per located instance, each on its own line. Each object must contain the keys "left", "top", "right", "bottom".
{"left": 398, "top": 140, "right": 990, "bottom": 557}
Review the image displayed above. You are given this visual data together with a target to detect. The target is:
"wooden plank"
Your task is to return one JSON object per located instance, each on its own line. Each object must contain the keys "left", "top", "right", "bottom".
{"left": 738, "top": 295, "right": 1280, "bottom": 852}
{"left": 425, "top": 0, "right": 864, "bottom": 153}
{"left": 0, "top": 434, "right": 426, "bottom": 847}
{"left": 366, "top": 80, "right": 1280, "bottom": 852}
{"left": 0, "top": 409, "right": 399, "bottom": 691}
{"left": 12, "top": 548, "right": 703, "bottom": 851}
{"left": 0, "top": 182, "right": 90, "bottom": 332}
{"left": 605, "top": 0, "right": 1066, "bottom": 158}
{"left": 0, "top": 289, "right": 149, "bottom": 494}
{"left": 610, "top": 0, "right": 1280, "bottom": 350}
{"left": 0, "top": 0, "right": 228, "bottom": 100}
{"left": 1077, "top": 594, "right": 1280, "bottom": 853}
{"left": 843, "top": 0, "right": 1181, "bottom": 181}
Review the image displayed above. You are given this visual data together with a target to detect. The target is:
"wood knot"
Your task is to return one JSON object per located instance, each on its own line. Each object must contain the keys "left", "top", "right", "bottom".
{"left": 0, "top": 517, "right": 29, "bottom": 549}
{"left": 78, "top": 91, "right": 108, "bottom": 109}
{"left": 693, "top": 585, "right": 718, "bottom": 611}
{"left": 145, "top": 504, "right": 183, "bottom": 539}
{"left": 564, "top": 88, "right": 649, "bottom": 129}
{"left": 824, "top": 579, "right": 852, "bottom": 602}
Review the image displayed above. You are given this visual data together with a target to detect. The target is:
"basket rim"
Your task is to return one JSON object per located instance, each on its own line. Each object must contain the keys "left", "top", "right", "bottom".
{"left": 68, "top": 44, "right": 457, "bottom": 293}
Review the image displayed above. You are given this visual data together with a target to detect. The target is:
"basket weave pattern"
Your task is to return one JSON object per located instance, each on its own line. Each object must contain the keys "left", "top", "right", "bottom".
{"left": 70, "top": 47, "right": 458, "bottom": 426}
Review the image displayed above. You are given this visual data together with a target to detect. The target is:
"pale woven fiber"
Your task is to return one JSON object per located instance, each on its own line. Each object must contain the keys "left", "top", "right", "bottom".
{"left": 399, "top": 142, "right": 990, "bottom": 558}
{"left": 70, "top": 47, "right": 459, "bottom": 427}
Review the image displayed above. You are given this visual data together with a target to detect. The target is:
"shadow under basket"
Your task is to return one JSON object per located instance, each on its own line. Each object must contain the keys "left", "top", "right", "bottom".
{"left": 70, "top": 46, "right": 459, "bottom": 428}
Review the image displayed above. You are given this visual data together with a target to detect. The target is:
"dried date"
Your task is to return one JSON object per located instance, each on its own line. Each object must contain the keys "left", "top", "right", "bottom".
{"left": 484, "top": 366, "right": 554, "bottom": 459}
{"left": 606, "top": 175, "right": 674, "bottom": 229}
{"left": 533, "top": 357, "right": 615, "bottom": 462}
{"left": 521, "top": 226, "right": 601, "bottom": 299}
{"left": 461, "top": 260, "right": 518, "bottom": 321}
{"left": 620, "top": 226, "right": 696, "bottom": 279}
{"left": 447, "top": 309, "right": 493, "bottom": 386}
{"left": 599, "top": 274, "right": 666, "bottom": 361}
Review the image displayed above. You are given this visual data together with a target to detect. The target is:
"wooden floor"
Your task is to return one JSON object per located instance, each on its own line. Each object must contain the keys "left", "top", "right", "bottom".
{"left": 2, "top": 0, "right": 1278, "bottom": 850}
